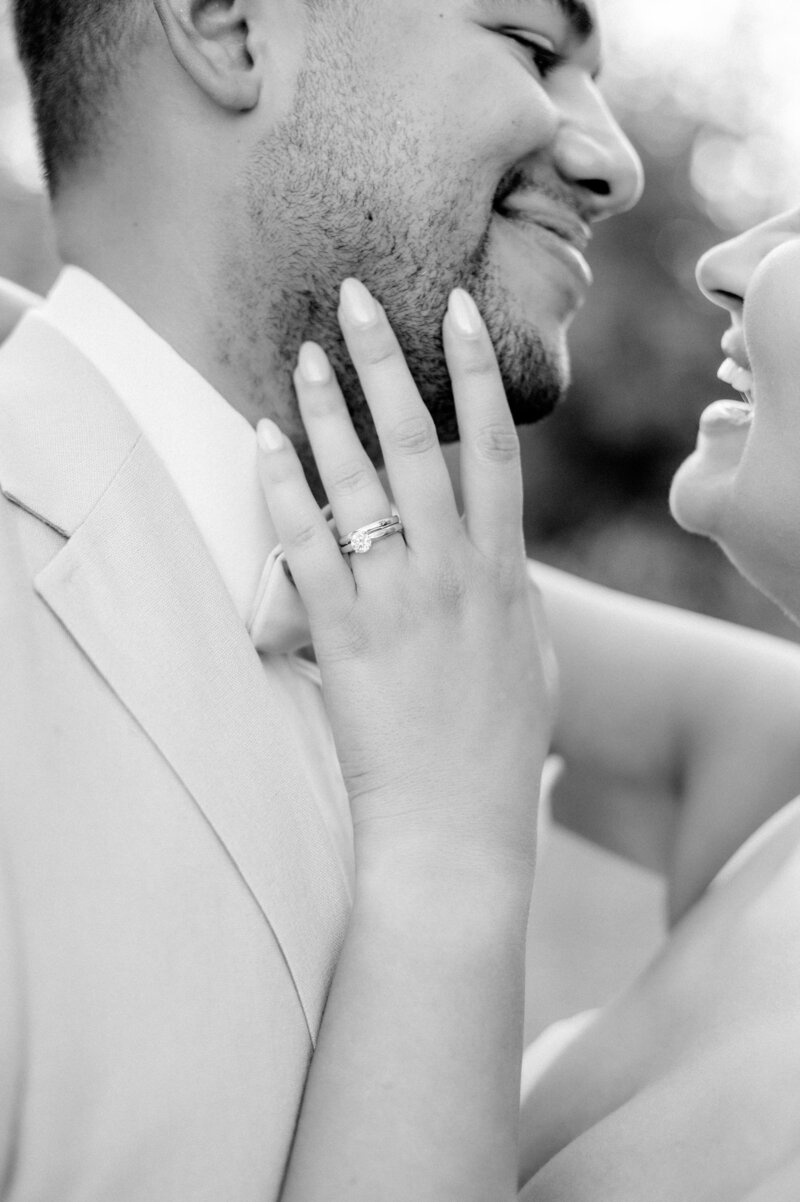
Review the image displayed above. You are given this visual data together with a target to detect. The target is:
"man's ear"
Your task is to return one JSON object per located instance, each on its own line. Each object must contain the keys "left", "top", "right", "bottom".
{"left": 152, "top": 0, "right": 264, "bottom": 111}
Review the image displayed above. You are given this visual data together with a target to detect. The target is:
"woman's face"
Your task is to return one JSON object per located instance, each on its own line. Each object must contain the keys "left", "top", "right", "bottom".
{"left": 670, "top": 206, "right": 800, "bottom": 620}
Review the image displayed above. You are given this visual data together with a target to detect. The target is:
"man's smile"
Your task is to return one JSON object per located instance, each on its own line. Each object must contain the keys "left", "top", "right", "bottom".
{"left": 494, "top": 192, "right": 592, "bottom": 255}
{"left": 492, "top": 200, "right": 594, "bottom": 297}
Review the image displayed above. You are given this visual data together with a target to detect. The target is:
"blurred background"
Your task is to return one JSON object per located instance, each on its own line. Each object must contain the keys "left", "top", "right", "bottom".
{"left": 2, "top": 0, "right": 800, "bottom": 1036}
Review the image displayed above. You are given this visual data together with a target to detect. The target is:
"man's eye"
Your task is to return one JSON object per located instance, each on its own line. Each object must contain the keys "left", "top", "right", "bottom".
{"left": 505, "top": 32, "right": 563, "bottom": 79}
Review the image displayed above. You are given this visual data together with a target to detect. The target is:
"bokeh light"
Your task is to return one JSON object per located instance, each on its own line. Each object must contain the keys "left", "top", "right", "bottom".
{"left": 600, "top": 0, "right": 800, "bottom": 229}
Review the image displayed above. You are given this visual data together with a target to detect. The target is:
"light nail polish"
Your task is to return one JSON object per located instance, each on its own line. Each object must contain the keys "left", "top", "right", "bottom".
{"left": 340, "top": 278, "right": 377, "bottom": 326}
{"left": 448, "top": 289, "right": 482, "bottom": 337}
{"left": 298, "top": 341, "right": 331, "bottom": 384}
{"left": 257, "top": 419, "right": 284, "bottom": 452}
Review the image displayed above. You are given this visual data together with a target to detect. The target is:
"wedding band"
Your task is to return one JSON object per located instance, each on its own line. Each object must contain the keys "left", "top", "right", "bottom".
{"left": 338, "top": 515, "right": 404, "bottom": 555}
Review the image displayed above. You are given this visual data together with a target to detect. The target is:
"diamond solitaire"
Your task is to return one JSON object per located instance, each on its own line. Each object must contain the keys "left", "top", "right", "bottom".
{"left": 338, "top": 515, "right": 404, "bottom": 556}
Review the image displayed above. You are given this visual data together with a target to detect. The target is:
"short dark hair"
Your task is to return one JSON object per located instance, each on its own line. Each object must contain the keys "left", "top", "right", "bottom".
{"left": 12, "top": 1, "right": 151, "bottom": 193}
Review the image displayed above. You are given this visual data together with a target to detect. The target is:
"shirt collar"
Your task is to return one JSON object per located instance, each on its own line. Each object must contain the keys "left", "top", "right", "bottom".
{"left": 39, "top": 266, "right": 278, "bottom": 626}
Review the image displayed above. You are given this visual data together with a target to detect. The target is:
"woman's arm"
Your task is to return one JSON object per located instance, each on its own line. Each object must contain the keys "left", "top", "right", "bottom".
{"left": 531, "top": 560, "right": 800, "bottom": 920}
{"left": 259, "top": 282, "right": 554, "bottom": 1202}
{"left": 518, "top": 798, "right": 800, "bottom": 1197}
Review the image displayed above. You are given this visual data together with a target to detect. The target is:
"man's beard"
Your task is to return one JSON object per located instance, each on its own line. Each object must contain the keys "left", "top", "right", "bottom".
{"left": 236, "top": 55, "right": 569, "bottom": 475}
{"left": 265, "top": 234, "right": 568, "bottom": 475}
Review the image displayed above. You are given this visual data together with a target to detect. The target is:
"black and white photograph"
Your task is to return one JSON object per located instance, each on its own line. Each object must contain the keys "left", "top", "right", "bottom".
{"left": 2, "top": 0, "right": 800, "bottom": 1197}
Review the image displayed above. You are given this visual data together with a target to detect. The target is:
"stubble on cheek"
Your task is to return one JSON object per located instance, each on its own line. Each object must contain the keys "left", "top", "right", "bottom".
{"left": 223, "top": 54, "right": 568, "bottom": 474}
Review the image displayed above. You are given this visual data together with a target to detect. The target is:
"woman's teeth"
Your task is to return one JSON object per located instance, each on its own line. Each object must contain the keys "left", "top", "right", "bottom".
{"left": 718, "top": 357, "right": 754, "bottom": 397}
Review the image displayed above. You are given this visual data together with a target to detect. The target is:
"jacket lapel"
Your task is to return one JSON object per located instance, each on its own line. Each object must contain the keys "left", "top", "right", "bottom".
{"left": 0, "top": 313, "right": 350, "bottom": 1041}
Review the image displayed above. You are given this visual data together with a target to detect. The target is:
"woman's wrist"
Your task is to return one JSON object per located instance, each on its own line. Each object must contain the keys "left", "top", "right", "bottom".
{"left": 352, "top": 825, "right": 536, "bottom": 938}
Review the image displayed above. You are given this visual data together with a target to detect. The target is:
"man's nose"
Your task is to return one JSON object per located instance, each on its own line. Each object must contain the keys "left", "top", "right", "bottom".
{"left": 552, "top": 77, "right": 643, "bottom": 221}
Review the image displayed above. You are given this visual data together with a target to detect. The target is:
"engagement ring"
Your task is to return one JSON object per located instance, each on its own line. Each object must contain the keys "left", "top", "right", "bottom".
{"left": 338, "top": 515, "right": 404, "bottom": 555}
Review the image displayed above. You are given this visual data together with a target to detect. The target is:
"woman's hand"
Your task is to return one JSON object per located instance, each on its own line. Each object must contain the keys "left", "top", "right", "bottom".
{"left": 257, "top": 278, "right": 554, "bottom": 886}
{"left": 260, "top": 278, "right": 551, "bottom": 1201}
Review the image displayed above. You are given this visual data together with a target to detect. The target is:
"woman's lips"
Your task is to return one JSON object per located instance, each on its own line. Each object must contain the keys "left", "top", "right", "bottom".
{"left": 721, "top": 327, "right": 749, "bottom": 366}
{"left": 699, "top": 398, "right": 753, "bottom": 433}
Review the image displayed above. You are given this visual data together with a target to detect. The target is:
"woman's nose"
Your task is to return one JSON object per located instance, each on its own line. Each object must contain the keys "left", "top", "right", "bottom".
{"left": 553, "top": 81, "right": 644, "bottom": 221}
{"left": 696, "top": 233, "right": 752, "bottom": 313}
{"left": 696, "top": 214, "right": 798, "bottom": 313}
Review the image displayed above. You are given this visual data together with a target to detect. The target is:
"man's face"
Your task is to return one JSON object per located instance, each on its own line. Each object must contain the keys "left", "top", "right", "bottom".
{"left": 238, "top": 0, "right": 643, "bottom": 461}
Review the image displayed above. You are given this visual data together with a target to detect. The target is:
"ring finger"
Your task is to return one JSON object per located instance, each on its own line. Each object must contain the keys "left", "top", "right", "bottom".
{"left": 293, "top": 341, "right": 406, "bottom": 568}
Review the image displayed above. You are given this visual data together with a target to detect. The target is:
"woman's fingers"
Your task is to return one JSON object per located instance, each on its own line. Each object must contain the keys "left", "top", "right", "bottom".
{"left": 444, "top": 290, "right": 525, "bottom": 564}
{"left": 337, "top": 279, "right": 523, "bottom": 566}
{"left": 292, "top": 341, "right": 402, "bottom": 569}
{"left": 256, "top": 419, "right": 355, "bottom": 623}
{"left": 337, "top": 279, "right": 461, "bottom": 551}
{"left": 259, "top": 280, "right": 524, "bottom": 626}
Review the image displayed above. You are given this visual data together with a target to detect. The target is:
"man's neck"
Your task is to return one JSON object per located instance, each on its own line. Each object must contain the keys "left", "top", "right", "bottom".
{"left": 53, "top": 187, "right": 294, "bottom": 437}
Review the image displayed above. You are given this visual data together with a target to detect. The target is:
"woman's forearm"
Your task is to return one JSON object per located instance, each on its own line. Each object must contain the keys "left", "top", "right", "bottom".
{"left": 280, "top": 853, "right": 532, "bottom": 1202}
{"left": 259, "top": 285, "right": 552, "bottom": 1200}
{"left": 530, "top": 559, "right": 800, "bottom": 915}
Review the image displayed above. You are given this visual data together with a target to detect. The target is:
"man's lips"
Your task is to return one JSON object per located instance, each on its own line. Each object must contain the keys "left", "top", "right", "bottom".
{"left": 492, "top": 194, "right": 593, "bottom": 292}
{"left": 494, "top": 195, "right": 592, "bottom": 254}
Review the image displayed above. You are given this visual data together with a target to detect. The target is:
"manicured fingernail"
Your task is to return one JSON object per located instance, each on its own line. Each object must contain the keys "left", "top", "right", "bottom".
{"left": 340, "top": 278, "right": 378, "bottom": 326}
{"left": 257, "top": 419, "right": 284, "bottom": 452}
{"left": 448, "top": 289, "right": 483, "bottom": 337}
{"left": 297, "top": 341, "right": 331, "bottom": 384}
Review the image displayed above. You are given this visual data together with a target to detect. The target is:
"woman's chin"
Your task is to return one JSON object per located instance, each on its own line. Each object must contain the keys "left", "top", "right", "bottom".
{"left": 671, "top": 404, "right": 800, "bottom": 629}
{"left": 669, "top": 400, "right": 752, "bottom": 538}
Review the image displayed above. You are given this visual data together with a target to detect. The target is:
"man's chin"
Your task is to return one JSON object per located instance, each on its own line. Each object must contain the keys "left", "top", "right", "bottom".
{"left": 344, "top": 320, "right": 565, "bottom": 457}
{"left": 428, "top": 331, "right": 567, "bottom": 447}
{"left": 484, "top": 316, "right": 568, "bottom": 431}
{"left": 305, "top": 259, "right": 570, "bottom": 462}
{"left": 471, "top": 266, "right": 570, "bottom": 430}
{"left": 499, "top": 342, "right": 567, "bottom": 428}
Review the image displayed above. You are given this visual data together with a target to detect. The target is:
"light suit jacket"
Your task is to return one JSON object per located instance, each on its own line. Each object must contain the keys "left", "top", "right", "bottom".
{"left": 0, "top": 312, "right": 352, "bottom": 1200}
